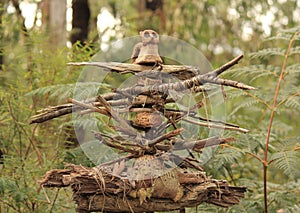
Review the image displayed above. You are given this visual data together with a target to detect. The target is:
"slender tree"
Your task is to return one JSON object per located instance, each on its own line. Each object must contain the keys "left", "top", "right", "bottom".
{"left": 41, "top": 0, "right": 66, "bottom": 47}
{"left": 0, "top": 1, "right": 3, "bottom": 71}
{"left": 70, "top": 0, "right": 90, "bottom": 45}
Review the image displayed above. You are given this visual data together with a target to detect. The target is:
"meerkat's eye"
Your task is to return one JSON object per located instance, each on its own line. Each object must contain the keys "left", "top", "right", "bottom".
{"left": 144, "top": 32, "right": 150, "bottom": 38}
{"left": 152, "top": 33, "right": 158, "bottom": 38}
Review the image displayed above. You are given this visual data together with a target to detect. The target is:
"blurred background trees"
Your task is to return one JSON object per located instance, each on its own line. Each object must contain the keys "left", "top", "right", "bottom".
{"left": 0, "top": 0, "right": 299, "bottom": 212}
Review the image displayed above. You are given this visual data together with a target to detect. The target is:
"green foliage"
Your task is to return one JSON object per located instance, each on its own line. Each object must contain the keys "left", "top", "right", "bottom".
{"left": 201, "top": 27, "right": 300, "bottom": 212}
{"left": 0, "top": 13, "right": 94, "bottom": 212}
{"left": 1, "top": 1, "right": 300, "bottom": 212}
{"left": 27, "top": 82, "right": 111, "bottom": 102}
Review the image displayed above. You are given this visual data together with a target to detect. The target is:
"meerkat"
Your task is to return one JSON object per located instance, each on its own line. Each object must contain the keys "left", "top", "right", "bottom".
{"left": 131, "top": 29, "right": 163, "bottom": 65}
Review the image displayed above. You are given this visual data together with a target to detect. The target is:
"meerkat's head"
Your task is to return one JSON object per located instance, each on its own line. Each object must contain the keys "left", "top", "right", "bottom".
{"left": 140, "top": 29, "right": 159, "bottom": 45}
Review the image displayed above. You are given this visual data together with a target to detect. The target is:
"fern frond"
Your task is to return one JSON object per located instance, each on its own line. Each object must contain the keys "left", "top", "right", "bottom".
{"left": 228, "top": 98, "right": 260, "bottom": 117}
{"left": 227, "top": 64, "right": 280, "bottom": 80}
{"left": 249, "top": 48, "right": 285, "bottom": 59}
{"left": 285, "top": 205, "right": 300, "bottom": 213}
{"left": 265, "top": 27, "right": 300, "bottom": 41}
{"left": 283, "top": 93, "right": 300, "bottom": 109}
{"left": 285, "top": 63, "right": 300, "bottom": 74}
{"left": 281, "top": 27, "right": 300, "bottom": 35}
{"left": 289, "top": 46, "right": 300, "bottom": 56}
{"left": 265, "top": 35, "right": 292, "bottom": 42}
{"left": 270, "top": 150, "right": 299, "bottom": 178}
{"left": 271, "top": 120, "right": 294, "bottom": 137}
{"left": 249, "top": 69, "right": 278, "bottom": 83}
{"left": 27, "top": 82, "right": 110, "bottom": 102}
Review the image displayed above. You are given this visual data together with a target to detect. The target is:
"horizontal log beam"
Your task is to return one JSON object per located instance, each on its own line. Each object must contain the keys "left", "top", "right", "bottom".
{"left": 39, "top": 164, "right": 246, "bottom": 213}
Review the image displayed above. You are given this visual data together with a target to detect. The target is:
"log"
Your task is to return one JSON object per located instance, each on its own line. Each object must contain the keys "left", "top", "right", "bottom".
{"left": 39, "top": 164, "right": 246, "bottom": 213}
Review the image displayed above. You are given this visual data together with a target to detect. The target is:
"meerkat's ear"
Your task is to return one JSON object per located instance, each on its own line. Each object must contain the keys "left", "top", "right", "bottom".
{"left": 139, "top": 31, "right": 144, "bottom": 35}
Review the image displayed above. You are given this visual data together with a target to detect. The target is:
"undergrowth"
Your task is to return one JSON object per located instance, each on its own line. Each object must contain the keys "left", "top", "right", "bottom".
{"left": 203, "top": 27, "right": 300, "bottom": 212}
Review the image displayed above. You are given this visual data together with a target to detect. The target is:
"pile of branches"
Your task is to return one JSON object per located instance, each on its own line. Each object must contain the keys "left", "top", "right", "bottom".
{"left": 40, "top": 164, "right": 246, "bottom": 213}
{"left": 35, "top": 54, "right": 253, "bottom": 212}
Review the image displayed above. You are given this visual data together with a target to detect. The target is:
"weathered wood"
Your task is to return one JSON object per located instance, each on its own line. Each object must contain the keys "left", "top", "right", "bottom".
{"left": 67, "top": 54, "right": 244, "bottom": 81}
{"left": 67, "top": 61, "right": 198, "bottom": 80}
{"left": 36, "top": 54, "right": 251, "bottom": 212}
{"left": 39, "top": 164, "right": 246, "bottom": 213}
{"left": 31, "top": 55, "right": 255, "bottom": 124}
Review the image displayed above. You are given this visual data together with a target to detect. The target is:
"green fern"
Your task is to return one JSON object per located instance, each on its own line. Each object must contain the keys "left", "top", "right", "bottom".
{"left": 285, "top": 205, "right": 300, "bottom": 213}
{"left": 271, "top": 151, "right": 298, "bottom": 177}
{"left": 217, "top": 27, "right": 300, "bottom": 212}
{"left": 249, "top": 48, "right": 286, "bottom": 59}
{"left": 27, "top": 82, "right": 111, "bottom": 102}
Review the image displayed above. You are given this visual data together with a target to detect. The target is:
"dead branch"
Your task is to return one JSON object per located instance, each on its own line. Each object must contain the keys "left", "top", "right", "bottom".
{"left": 93, "top": 132, "right": 140, "bottom": 155}
{"left": 182, "top": 118, "right": 249, "bottom": 133}
{"left": 30, "top": 55, "right": 255, "bottom": 124}
{"left": 149, "top": 128, "right": 183, "bottom": 147}
{"left": 67, "top": 61, "right": 198, "bottom": 80}
{"left": 67, "top": 54, "right": 244, "bottom": 80}
{"left": 173, "top": 136, "right": 235, "bottom": 152}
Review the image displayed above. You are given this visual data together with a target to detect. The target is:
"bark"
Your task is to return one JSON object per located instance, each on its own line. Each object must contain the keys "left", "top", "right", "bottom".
{"left": 35, "top": 52, "right": 250, "bottom": 212}
{"left": 30, "top": 54, "right": 254, "bottom": 134}
{"left": 70, "top": 0, "right": 90, "bottom": 45}
{"left": 39, "top": 164, "right": 246, "bottom": 213}
{"left": 41, "top": 0, "right": 66, "bottom": 46}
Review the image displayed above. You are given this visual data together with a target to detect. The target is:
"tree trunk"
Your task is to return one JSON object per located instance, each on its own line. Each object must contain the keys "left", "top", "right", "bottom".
{"left": 137, "top": 0, "right": 165, "bottom": 32}
{"left": 70, "top": 0, "right": 90, "bottom": 45}
{"left": 0, "top": 2, "right": 3, "bottom": 71}
{"left": 41, "top": 0, "right": 66, "bottom": 47}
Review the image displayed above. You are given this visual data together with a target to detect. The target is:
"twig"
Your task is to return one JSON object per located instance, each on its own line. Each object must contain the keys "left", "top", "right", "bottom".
{"left": 7, "top": 99, "right": 43, "bottom": 166}
{"left": 182, "top": 118, "right": 249, "bottom": 133}
{"left": 41, "top": 186, "right": 51, "bottom": 203}
{"left": 263, "top": 31, "right": 299, "bottom": 213}
{"left": 96, "top": 95, "right": 138, "bottom": 137}
{"left": 116, "top": 70, "right": 256, "bottom": 96}
{"left": 49, "top": 188, "right": 60, "bottom": 213}
{"left": 169, "top": 154, "right": 204, "bottom": 171}
{"left": 68, "top": 98, "right": 110, "bottom": 116}
{"left": 173, "top": 136, "right": 235, "bottom": 152}
{"left": 149, "top": 128, "right": 184, "bottom": 147}
{"left": 99, "top": 154, "right": 136, "bottom": 167}
{"left": 199, "top": 78, "right": 256, "bottom": 90}
{"left": 211, "top": 54, "right": 244, "bottom": 76}
{"left": 93, "top": 131, "right": 140, "bottom": 155}
{"left": 30, "top": 107, "right": 73, "bottom": 124}
{"left": 0, "top": 198, "right": 19, "bottom": 211}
